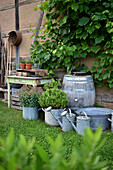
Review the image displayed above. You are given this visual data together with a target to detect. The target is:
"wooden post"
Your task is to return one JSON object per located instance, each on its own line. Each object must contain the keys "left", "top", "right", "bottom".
{"left": 15, "top": 0, "right": 19, "bottom": 31}
{"left": 8, "top": 81, "right": 10, "bottom": 108}
{"left": 15, "top": 0, "right": 20, "bottom": 69}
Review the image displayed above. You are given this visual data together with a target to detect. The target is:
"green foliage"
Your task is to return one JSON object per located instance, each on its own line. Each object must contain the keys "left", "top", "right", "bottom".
{"left": 46, "top": 70, "right": 55, "bottom": 77}
{"left": 0, "top": 100, "right": 113, "bottom": 169}
{"left": 18, "top": 86, "right": 43, "bottom": 107}
{"left": 25, "top": 58, "right": 32, "bottom": 64}
{"left": 0, "top": 127, "right": 108, "bottom": 169}
{"left": 20, "top": 59, "right": 26, "bottom": 63}
{"left": 39, "top": 79, "right": 69, "bottom": 108}
{"left": 30, "top": 0, "right": 113, "bottom": 88}
{"left": 0, "top": 128, "right": 35, "bottom": 170}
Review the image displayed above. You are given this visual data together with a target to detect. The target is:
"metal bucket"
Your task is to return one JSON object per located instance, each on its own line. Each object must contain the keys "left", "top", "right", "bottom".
{"left": 8, "top": 31, "right": 22, "bottom": 46}
{"left": 62, "top": 114, "right": 75, "bottom": 131}
{"left": 45, "top": 109, "right": 63, "bottom": 126}
{"left": 75, "top": 107, "right": 112, "bottom": 130}
{"left": 23, "top": 107, "right": 38, "bottom": 120}
{"left": 62, "top": 74, "right": 95, "bottom": 108}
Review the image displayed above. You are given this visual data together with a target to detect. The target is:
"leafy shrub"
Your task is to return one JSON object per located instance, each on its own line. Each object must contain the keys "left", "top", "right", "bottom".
{"left": 30, "top": 0, "right": 113, "bottom": 88}
{"left": 18, "top": 85, "right": 43, "bottom": 107}
{"left": 0, "top": 127, "right": 107, "bottom": 170}
{"left": 38, "top": 79, "right": 69, "bottom": 109}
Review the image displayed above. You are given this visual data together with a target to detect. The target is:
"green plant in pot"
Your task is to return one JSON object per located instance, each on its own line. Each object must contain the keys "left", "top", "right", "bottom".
{"left": 20, "top": 59, "right": 26, "bottom": 69}
{"left": 25, "top": 58, "right": 32, "bottom": 69}
{"left": 39, "top": 79, "right": 69, "bottom": 126}
{"left": 18, "top": 85, "right": 43, "bottom": 120}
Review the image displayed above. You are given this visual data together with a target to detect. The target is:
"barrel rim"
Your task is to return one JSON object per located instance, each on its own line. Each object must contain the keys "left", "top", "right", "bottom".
{"left": 63, "top": 75, "right": 93, "bottom": 81}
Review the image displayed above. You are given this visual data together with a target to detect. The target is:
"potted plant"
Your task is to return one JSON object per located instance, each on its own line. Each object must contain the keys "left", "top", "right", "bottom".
{"left": 20, "top": 59, "right": 26, "bottom": 69}
{"left": 38, "top": 79, "right": 69, "bottom": 126}
{"left": 25, "top": 58, "right": 32, "bottom": 69}
{"left": 18, "top": 85, "right": 43, "bottom": 120}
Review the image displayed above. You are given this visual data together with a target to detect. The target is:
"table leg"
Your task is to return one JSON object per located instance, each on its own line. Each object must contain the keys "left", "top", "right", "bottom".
{"left": 8, "top": 82, "right": 11, "bottom": 108}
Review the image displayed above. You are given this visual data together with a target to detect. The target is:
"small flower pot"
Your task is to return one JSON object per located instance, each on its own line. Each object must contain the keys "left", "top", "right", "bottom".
{"left": 26, "top": 63, "right": 32, "bottom": 69}
{"left": 20, "top": 63, "right": 26, "bottom": 69}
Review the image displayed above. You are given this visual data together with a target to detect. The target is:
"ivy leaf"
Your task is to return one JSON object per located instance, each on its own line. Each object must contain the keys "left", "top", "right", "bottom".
{"left": 59, "top": 16, "right": 68, "bottom": 26}
{"left": 90, "top": 66, "right": 97, "bottom": 73}
{"left": 33, "top": 7, "right": 37, "bottom": 11}
{"left": 109, "top": 57, "right": 113, "bottom": 63}
{"left": 88, "top": 46, "right": 100, "bottom": 53}
{"left": 71, "top": 3, "right": 78, "bottom": 11}
{"left": 76, "top": 28, "right": 82, "bottom": 34}
{"left": 93, "top": 61, "right": 100, "bottom": 67}
{"left": 95, "top": 36, "right": 104, "bottom": 44}
{"left": 78, "top": 17, "right": 89, "bottom": 26}
{"left": 81, "top": 42, "right": 89, "bottom": 50}
{"left": 102, "top": 70, "right": 111, "bottom": 80}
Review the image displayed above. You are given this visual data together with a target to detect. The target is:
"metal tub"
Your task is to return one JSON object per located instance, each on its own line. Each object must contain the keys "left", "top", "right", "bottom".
{"left": 75, "top": 107, "right": 113, "bottom": 130}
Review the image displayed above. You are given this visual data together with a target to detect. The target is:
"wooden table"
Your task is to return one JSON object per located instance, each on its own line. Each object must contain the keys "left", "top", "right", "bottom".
{"left": 7, "top": 75, "right": 54, "bottom": 108}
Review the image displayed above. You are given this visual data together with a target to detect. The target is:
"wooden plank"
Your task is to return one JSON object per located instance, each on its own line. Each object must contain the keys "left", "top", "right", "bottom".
{"left": 11, "top": 101, "right": 21, "bottom": 106}
{"left": 11, "top": 96, "right": 19, "bottom": 101}
{"left": 0, "top": 88, "right": 11, "bottom": 92}
{"left": 11, "top": 105, "right": 22, "bottom": 110}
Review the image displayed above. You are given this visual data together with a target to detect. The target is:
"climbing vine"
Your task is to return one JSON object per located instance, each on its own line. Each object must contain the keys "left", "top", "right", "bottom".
{"left": 30, "top": 0, "right": 113, "bottom": 88}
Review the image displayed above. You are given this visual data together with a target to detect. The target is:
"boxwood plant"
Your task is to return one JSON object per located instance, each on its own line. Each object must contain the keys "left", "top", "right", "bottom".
{"left": 39, "top": 79, "right": 69, "bottom": 109}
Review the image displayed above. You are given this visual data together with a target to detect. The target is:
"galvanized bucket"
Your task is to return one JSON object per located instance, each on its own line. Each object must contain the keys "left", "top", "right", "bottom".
{"left": 75, "top": 107, "right": 112, "bottom": 130}
{"left": 23, "top": 107, "right": 38, "bottom": 120}
{"left": 45, "top": 109, "right": 63, "bottom": 126}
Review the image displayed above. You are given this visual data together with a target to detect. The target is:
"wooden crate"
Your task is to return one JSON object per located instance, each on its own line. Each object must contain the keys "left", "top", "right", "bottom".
{"left": 11, "top": 96, "right": 22, "bottom": 110}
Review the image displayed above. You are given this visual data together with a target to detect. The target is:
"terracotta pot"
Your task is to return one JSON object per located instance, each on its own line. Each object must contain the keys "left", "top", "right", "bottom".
{"left": 20, "top": 63, "right": 26, "bottom": 69}
{"left": 26, "top": 63, "right": 32, "bottom": 69}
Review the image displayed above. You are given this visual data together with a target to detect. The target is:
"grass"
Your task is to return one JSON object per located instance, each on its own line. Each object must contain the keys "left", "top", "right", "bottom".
{"left": 0, "top": 100, "right": 113, "bottom": 168}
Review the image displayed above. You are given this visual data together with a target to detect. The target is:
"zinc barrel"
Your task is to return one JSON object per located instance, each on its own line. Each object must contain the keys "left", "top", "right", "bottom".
{"left": 62, "top": 74, "right": 95, "bottom": 108}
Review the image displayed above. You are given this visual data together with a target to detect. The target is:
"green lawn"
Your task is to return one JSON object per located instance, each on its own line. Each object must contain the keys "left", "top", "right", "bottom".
{"left": 0, "top": 100, "right": 113, "bottom": 168}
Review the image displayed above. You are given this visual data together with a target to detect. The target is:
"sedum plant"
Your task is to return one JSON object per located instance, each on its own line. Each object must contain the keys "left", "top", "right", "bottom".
{"left": 18, "top": 85, "right": 43, "bottom": 107}
{"left": 38, "top": 79, "right": 69, "bottom": 109}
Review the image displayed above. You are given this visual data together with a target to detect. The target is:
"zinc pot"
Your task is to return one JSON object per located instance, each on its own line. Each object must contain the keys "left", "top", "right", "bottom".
{"left": 45, "top": 109, "right": 63, "bottom": 126}
{"left": 23, "top": 107, "right": 38, "bottom": 120}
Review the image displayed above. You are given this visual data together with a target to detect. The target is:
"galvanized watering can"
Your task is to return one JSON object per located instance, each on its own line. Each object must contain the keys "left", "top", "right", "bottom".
{"left": 43, "top": 107, "right": 90, "bottom": 135}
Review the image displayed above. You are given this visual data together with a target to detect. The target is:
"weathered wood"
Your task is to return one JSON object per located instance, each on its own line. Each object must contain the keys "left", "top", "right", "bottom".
{"left": 0, "top": 27, "right": 5, "bottom": 84}
{"left": 11, "top": 105, "right": 22, "bottom": 110}
{"left": 15, "top": 0, "right": 19, "bottom": 31}
{"left": 11, "top": 101, "right": 21, "bottom": 106}
{"left": 11, "top": 96, "right": 19, "bottom": 101}
{"left": 15, "top": 0, "right": 20, "bottom": 69}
